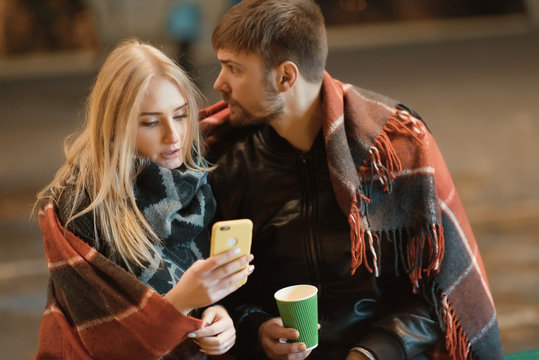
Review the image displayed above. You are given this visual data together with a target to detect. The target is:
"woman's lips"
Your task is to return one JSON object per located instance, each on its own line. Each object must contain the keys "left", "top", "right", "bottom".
{"left": 161, "top": 148, "right": 180, "bottom": 159}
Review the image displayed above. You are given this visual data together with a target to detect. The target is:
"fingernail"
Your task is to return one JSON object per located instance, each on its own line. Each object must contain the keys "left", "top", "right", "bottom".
{"left": 248, "top": 264, "right": 255, "bottom": 273}
{"left": 187, "top": 332, "right": 196, "bottom": 338}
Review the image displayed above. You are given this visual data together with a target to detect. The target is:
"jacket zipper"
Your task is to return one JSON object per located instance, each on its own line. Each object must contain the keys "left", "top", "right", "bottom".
{"left": 298, "top": 153, "right": 324, "bottom": 297}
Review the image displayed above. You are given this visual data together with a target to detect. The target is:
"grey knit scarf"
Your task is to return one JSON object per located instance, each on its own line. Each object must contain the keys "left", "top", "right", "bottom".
{"left": 134, "top": 161, "right": 216, "bottom": 295}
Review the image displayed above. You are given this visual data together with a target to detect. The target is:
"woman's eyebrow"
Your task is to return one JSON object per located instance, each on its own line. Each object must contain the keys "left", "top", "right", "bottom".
{"left": 174, "top": 103, "right": 188, "bottom": 111}
{"left": 139, "top": 103, "right": 188, "bottom": 116}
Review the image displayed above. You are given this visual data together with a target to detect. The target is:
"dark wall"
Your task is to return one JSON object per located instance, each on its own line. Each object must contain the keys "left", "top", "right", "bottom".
{"left": 316, "top": 0, "right": 525, "bottom": 25}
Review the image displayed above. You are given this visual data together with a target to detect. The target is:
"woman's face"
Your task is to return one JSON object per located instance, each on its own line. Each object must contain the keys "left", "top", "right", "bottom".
{"left": 136, "top": 76, "right": 188, "bottom": 169}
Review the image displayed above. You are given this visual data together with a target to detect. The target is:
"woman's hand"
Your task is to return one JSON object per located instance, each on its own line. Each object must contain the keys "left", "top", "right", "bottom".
{"left": 164, "top": 248, "right": 254, "bottom": 314}
{"left": 188, "top": 305, "right": 236, "bottom": 355}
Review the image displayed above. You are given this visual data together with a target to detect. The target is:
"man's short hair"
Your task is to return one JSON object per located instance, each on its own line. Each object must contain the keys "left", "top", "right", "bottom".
{"left": 212, "top": 0, "right": 328, "bottom": 83}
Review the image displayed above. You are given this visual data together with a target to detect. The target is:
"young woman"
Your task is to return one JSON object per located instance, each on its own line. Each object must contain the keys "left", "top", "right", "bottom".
{"left": 34, "top": 39, "right": 253, "bottom": 359}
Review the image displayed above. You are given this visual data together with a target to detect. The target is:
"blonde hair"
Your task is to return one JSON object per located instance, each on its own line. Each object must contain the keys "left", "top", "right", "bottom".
{"left": 35, "top": 39, "right": 208, "bottom": 271}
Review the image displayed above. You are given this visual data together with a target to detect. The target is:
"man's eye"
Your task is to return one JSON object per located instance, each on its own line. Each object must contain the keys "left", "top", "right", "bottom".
{"left": 228, "top": 65, "right": 237, "bottom": 73}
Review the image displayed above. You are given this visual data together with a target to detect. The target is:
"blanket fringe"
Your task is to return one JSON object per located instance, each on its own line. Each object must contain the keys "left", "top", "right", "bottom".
{"left": 349, "top": 200, "right": 365, "bottom": 275}
{"left": 407, "top": 224, "right": 445, "bottom": 293}
{"left": 353, "top": 109, "right": 444, "bottom": 292}
{"left": 349, "top": 198, "right": 381, "bottom": 276}
{"left": 367, "top": 109, "right": 426, "bottom": 192}
{"left": 369, "top": 131, "right": 401, "bottom": 192}
{"left": 349, "top": 196, "right": 382, "bottom": 276}
{"left": 442, "top": 294, "right": 473, "bottom": 360}
{"left": 386, "top": 109, "right": 426, "bottom": 143}
{"left": 351, "top": 217, "right": 445, "bottom": 286}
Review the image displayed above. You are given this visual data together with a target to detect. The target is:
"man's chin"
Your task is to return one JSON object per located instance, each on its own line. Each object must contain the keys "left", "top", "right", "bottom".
{"left": 229, "top": 113, "right": 249, "bottom": 127}
{"left": 228, "top": 108, "right": 251, "bottom": 126}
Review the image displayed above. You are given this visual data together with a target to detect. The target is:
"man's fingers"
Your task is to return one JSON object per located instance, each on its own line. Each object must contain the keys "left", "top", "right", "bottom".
{"left": 266, "top": 341, "right": 307, "bottom": 357}
{"left": 259, "top": 318, "right": 311, "bottom": 359}
{"left": 267, "top": 323, "right": 299, "bottom": 340}
{"left": 291, "top": 342, "right": 307, "bottom": 353}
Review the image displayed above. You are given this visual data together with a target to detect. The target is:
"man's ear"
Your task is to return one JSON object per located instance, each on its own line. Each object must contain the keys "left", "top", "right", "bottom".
{"left": 276, "top": 61, "right": 298, "bottom": 92}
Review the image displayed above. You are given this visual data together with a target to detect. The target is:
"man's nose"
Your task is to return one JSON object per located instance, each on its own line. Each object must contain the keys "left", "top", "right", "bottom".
{"left": 213, "top": 71, "right": 229, "bottom": 93}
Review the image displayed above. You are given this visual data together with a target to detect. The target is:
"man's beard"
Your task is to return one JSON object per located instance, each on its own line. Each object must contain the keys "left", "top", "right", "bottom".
{"left": 222, "top": 79, "right": 284, "bottom": 127}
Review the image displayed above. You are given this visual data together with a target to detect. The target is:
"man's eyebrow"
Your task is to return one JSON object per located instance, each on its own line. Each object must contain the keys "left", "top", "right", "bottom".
{"left": 219, "top": 59, "right": 243, "bottom": 67}
{"left": 140, "top": 103, "right": 188, "bottom": 116}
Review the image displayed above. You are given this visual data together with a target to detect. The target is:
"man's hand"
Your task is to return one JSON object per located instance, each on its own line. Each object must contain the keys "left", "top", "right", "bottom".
{"left": 258, "top": 318, "right": 313, "bottom": 360}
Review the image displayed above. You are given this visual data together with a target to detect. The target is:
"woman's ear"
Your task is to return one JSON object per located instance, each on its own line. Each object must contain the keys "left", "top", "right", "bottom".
{"left": 276, "top": 61, "right": 298, "bottom": 92}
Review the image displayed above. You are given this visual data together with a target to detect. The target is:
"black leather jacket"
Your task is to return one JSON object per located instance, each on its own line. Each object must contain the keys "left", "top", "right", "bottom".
{"left": 208, "top": 124, "right": 441, "bottom": 360}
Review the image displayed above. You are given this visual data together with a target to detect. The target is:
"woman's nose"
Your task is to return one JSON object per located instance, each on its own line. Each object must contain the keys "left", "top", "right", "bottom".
{"left": 163, "top": 120, "right": 181, "bottom": 143}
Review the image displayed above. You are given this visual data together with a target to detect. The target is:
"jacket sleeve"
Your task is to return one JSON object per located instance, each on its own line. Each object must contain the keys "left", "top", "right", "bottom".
{"left": 355, "top": 299, "right": 442, "bottom": 360}
{"left": 354, "top": 231, "right": 442, "bottom": 360}
{"left": 223, "top": 300, "right": 275, "bottom": 358}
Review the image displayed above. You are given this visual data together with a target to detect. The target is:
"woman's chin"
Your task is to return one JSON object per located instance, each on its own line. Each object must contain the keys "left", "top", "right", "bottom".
{"left": 157, "top": 158, "right": 183, "bottom": 169}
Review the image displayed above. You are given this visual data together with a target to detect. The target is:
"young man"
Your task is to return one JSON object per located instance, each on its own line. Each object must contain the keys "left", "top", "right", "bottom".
{"left": 200, "top": 1, "right": 503, "bottom": 359}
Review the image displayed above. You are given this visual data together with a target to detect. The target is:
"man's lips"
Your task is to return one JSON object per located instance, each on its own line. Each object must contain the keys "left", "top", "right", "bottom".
{"left": 222, "top": 93, "right": 235, "bottom": 105}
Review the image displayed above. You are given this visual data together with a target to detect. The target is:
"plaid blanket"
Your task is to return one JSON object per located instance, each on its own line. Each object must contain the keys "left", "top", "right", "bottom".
{"left": 36, "top": 203, "right": 205, "bottom": 359}
{"left": 199, "top": 72, "right": 503, "bottom": 359}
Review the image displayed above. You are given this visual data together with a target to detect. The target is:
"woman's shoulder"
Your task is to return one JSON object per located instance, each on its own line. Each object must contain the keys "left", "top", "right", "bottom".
{"left": 56, "top": 186, "right": 98, "bottom": 248}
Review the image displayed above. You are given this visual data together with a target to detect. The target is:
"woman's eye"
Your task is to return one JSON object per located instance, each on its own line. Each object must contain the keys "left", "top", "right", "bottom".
{"left": 140, "top": 120, "right": 158, "bottom": 127}
{"left": 173, "top": 113, "right": 188, "bottom": 121}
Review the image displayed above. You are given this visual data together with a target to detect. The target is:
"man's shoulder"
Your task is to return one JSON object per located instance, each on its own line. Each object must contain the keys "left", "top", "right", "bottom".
{"left": 348, "top": 84, "right": 401, "bottom": 109}
{"left": 339, "top": 80, "right": 429, "bottom": 131}
{"left": 205, "top": 124, "right": 261, "bottom": 164}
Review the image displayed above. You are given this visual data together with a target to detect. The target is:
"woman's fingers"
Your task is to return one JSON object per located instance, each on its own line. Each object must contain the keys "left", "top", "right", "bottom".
{"left": 207, "top": 248, "right": 244, "bottom": 269}
{"left": 194, "top": 249, "right": 253, "bottom": 281}
{"left": 195, "top": 328, "right": 236, "bottom": 355}
{"left": 165, "top": 251, "right": 254, "bottom": 311}
{"left": 192, "top": 306, "right": 236, "bottom": 356}
{"left": 204, "top": 263, "right": 255, "bottom": 304}
{"left": 207, "top": 254, "right": 254, "bottom": 282}
{"left": 189, "top": 248, "right": 239, "bottom": 274}
{"left": 218, "top": 263, "right": 255, "bottom": 291}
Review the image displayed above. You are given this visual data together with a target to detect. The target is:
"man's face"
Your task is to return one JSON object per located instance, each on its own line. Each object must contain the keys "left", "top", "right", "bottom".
{"left": 213, "top": 49, "right": 283, "bottom": 126}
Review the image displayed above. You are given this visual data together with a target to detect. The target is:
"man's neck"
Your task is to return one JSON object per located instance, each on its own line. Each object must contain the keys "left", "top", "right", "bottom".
{"left": 269, "top": 81, "right": 322, "bottom": 152}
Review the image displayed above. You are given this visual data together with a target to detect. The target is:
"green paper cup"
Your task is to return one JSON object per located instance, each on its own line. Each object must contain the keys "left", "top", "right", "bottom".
{"left": 274, "top": 284, "right": 319, "bottom": 350}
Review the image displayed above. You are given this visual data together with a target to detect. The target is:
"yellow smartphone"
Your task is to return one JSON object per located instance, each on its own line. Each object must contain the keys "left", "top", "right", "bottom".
{"left": 210, "top": 219, "right": 253, "bottom": 286}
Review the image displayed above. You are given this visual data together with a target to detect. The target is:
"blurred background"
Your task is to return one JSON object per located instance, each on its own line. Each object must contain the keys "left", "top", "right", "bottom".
{"left": 0, "top": 0, "right": 538, "bottom": 358}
